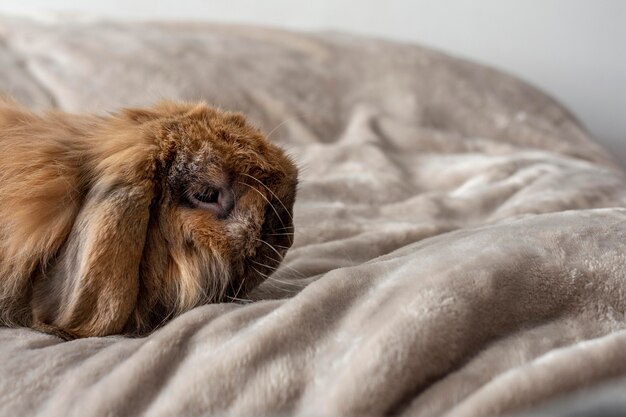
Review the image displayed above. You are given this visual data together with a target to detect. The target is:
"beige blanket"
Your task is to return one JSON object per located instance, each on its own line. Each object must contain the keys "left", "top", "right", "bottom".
{"left": 1, "top": 17, "right": 626, "bottom": 417}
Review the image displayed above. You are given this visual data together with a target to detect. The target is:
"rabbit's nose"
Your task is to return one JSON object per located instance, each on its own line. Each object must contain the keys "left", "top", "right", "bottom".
{"left": 217, "top": 186, "right": 235, "bottom": 218}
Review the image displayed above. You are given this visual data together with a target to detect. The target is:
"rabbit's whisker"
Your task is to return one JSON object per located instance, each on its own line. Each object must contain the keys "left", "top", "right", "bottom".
{"left": 233, "top": 272, "right": 247, "bottom": 299}
{"left": 250, "top": 265, "right": 271, "bottom": 280}
{"left": 272, "top": 244, "right": 291, "bottom": 249}
{"left": 266, "top": 277, "right": 303, "bottom": 288}
{"left": 253, "top": 237, "right": 284, "bottom": 262}
{"left": 250, "top": 259, "right": 275, "bottom": 270}
{"left": 265, "top": 116, "right": 300, "bottom": 141}
{"left": 241, "top": 173, "right": 293, "bottom": 222}
{"left": 264, "top": 112, "right": 320, "bottom": 141}
{"left": 251, "top": 266, "right": 302, "bottom": 291}
{"left": 273, "top": 263, "right": 306, "bottom": 279}
{"left": 226, "top": 271, "right": 243, "bottom": 301}
{"left": 255, "top": 275, "right": 287, "bottom": 292}
{"left": 225, "top": 295, "right": 252, "bottom": 303}
{"left": 237, "top": 181, "right": 286, "bottom": 229}
{"left": 259, "top": 253, "right": 305, "bottom": 278}
{"left": 153, "top": 309, "right": 175, "bottom": 332}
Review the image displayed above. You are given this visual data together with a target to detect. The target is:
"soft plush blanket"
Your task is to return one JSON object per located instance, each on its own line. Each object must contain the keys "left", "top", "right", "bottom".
{"left": 1, "top": 16, "right": 626, "bottom": 417}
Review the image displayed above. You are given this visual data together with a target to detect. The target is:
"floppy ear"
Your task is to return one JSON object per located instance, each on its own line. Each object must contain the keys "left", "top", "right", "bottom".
{"left": 31, "top": 175, "right": 154, "bottom": 339}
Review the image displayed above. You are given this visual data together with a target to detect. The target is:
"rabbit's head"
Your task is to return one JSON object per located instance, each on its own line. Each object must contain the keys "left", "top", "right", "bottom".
{"left": 30, "top": 101, "right": 298, "bottom": 338}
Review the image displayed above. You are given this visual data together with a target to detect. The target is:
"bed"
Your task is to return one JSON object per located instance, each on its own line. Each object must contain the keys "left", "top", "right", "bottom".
{"left": 1, "top": 16, "right": 626, "bottom": 417}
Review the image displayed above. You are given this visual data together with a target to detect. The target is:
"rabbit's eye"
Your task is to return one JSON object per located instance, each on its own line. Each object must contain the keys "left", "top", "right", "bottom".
{"left": 190, "top": 188, "right": 220, "bottom": 205}
{"left": 185, "top": 185, "right": 235, "bottom": 218}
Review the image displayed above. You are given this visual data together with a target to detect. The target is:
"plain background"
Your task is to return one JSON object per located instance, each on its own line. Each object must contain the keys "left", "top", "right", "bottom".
{"left": 0, "top": 0, "right": 624, "bottom": 163}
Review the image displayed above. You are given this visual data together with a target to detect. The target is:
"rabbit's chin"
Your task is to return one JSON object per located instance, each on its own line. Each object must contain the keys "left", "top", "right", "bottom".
{"left": 127, "top": 191, "right": 295, "bottom": 335}
{"left": 125, "top": 246, "right": 289, "bottom": 335}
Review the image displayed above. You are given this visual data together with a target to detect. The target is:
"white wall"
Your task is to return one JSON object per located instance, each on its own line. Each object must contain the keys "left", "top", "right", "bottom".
{"left": 1, "top": 0, "right": 625, "bottom": 162}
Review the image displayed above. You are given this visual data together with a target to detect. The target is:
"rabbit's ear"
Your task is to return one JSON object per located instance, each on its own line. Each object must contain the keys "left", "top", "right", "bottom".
{"left": 31, "top": 176, "right": 154, "bottom": 339}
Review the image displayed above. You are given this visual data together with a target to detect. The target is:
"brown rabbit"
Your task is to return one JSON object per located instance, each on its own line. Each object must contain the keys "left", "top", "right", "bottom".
{"left": 0, "top": 98, "right": 297, "bottom": 339}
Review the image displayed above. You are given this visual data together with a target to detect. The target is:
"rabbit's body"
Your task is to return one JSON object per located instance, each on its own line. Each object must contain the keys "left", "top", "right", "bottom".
{"left": 0, "top": 99, "right": 297, "bottom": 339}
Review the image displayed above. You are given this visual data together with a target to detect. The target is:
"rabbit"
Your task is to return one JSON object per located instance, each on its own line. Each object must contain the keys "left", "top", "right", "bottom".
{"left": 0, "top": 98, "right": 298, "bottom": 339}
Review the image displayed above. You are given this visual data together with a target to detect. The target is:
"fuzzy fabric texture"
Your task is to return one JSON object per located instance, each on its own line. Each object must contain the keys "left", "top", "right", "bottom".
{"left": 1, "top": 17, "right": 626, "bottom": 417}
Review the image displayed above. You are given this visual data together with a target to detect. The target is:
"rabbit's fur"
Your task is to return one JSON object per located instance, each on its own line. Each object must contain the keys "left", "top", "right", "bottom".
{"left": 0, "top": 99, "right": 297, "bottom": 339}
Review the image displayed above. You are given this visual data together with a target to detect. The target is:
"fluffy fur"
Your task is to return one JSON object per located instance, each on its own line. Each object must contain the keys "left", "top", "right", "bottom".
{"left": 0, "top": 99, "right": 298, "bottom": 339}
